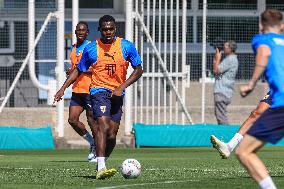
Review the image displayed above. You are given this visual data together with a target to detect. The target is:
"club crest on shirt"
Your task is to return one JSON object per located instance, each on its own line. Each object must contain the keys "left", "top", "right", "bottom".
{"left": 105, "top": 64, "right": 116, "bottom": 76}
{"left": 100, "top": 106, "right": 106, "bottom": 113}
{"left": 262, "top": 94, "right": 269, "bottom": 100}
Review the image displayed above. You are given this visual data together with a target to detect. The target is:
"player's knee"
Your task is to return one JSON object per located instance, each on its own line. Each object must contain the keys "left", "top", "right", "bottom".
{"left": 86, "top": 117, "right": 94, "bottom": 128}
{"left": 68, "top": 117, "right": 78, "bottom": 126}
{"left": 97, "top": 123, "right": 109, "bottom": 133}
{"left": 235, "top": 148, "right": 247, "bottom": 161}
{"left": 108, "top": 131, "right": 117, "bottom": 140}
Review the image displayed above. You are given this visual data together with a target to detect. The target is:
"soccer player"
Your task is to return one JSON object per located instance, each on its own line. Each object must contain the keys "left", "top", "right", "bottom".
{"left": 67, "top": 21, "right": 97, "bottom": 162}
{"left": 54, "top": 15, "right": 143, "bottom": 179}
{"left": 210, "top": 92, "right": 271, "bottom": 159}
{"left": 236, "top": 9, "right": 284, "bottom": 189}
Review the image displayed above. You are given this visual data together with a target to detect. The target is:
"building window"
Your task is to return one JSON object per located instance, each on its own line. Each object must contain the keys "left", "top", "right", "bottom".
{"left": 198, "top": 0, "right": 257, "bottom": 10}
{"left": 143, "top": 0, "right": 191, "bottom": 10}
{"left": 266, "top": 0, "right": 284, "bottom": 10}
{"left": 197, "top": 16, "right": 258, "bottom": 43}
{"left": 65, "top": 0, "right": 113, "bottom": 9}
{"left": 0, "top": 21, "right": 15, "bottom": 53}
{"left": 3, "top": 0, "right": 56, "bottom": 8}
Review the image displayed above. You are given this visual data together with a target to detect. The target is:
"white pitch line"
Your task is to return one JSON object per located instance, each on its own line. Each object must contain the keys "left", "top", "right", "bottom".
{"left": 96, "top": 179, "right": 198, "bottom": 189}
{"left": 0, "top": 167, "right": 33, "bottom": 170}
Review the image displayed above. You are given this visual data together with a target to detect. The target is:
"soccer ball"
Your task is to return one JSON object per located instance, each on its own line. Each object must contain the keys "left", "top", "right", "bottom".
{"left": 119, "top": 159, "right": 141, "bottom": 179}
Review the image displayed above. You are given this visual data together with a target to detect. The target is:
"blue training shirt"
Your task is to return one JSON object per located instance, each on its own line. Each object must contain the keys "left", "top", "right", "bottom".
{"left": 70, "top": 39, "right": 91, "bottom": 55}
{"left": 252, "top": 33, "right": 284, "bottom": 108}
{"left": 77, "top": 38, "right": 142, "bottom": 95}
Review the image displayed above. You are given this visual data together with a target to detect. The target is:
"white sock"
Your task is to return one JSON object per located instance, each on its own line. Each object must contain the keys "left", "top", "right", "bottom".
{"left": 97, "top": 157, "right": 106, "bottom": 171}
{"left": 83, "top": 132, "right": 95, "bottom": 146}
{"left": 259, "top": 176, "right": 277, "bottom": 189}
{"left": 227, "top": 133, "right": 243, "bottom": 152}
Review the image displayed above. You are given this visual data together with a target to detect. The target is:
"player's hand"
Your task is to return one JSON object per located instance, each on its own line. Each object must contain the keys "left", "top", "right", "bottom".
{"left": 54, "top": 89, "right": 64, "bottom": 102}
{"left": 112, "top": 87, "right": 123, "bottom": 97}
{"left": 215, "top": 48, "right": 222, "bottom": 61}
{"left": 66, "top": 68, "right": 72, "bottom": 76}
{"left": 240, "top": 83, "right": 254, "bottom": 97}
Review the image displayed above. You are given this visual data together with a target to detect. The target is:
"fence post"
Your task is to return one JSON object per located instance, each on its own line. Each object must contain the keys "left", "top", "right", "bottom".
{"left": 201, "top": 0, "right": 207, "bottom": 123}
{"left": 124, "top": 0, "right": 134, "bottom": 135}
{"left": 72, "top": 0, "right": 78, "bottom": 44}
{"left": 28, "top": 0, "right": 50, "bottom": 91}
{"left": 56, "top": 0, "right": 65, "bottom": 137}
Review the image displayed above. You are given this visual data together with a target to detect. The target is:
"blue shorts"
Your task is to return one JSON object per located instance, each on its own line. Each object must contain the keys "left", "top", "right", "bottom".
{"left": 247, "top": 107, "right": 284, "bottom": 144}
{"left": 70, "top": 92, "right": 92, "bottom": 111}
{"left": 259, "top": 92, "right": 272, "bottom": 105}
{"left": 90, "top": 91, "right": 123, "bottom": 124}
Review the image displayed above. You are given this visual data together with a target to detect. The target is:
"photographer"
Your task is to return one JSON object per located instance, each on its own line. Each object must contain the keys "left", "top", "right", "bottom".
{"left": 213, "top": 40, "right": 238, "bottom": 125}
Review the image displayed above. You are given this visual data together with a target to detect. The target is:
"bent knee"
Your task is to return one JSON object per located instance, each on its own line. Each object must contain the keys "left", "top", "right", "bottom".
{"left": 107, "top": 129, "right": 118, "bottom": 140}
{"left": 68, "top": 118, "right": 79, "bottom": 125}
{"left": 235, "top": 148, "right": 248, "bottom": 161}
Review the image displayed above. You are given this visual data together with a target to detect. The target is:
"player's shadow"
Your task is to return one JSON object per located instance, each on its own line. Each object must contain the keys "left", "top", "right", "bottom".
{"left": 74, "top": 175, "right": 97, "bottom": 179}
{"left": 49, "top": 160, "right": 87, "bottom": 163}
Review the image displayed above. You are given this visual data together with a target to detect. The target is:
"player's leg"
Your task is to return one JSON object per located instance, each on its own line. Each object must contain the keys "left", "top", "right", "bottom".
{"left": 85, "top": 109, "right": 97, "bottom": 161}
{"left": 83, "top": 94, "right": 97, "bottom": 161}
{"left": 227, "top": 101, "right": 269, "bottom": 151}
{"left": 69, "top": 93, "right": 95, "bottom": 160}
{"left": 235, "top": 135, "right": 267, "bottom": 181}
{"left": 105, "top": 120, "right": 119, "bottom": 158}
{"left": 211, "top": 101, "right": 270, "bottom": 158}
{"left": 96, "top": 116, "right": 111, "bottom": 169}
{"left": 105, "top": 95, "right": 123, "bottom": 158}
{"left": 236, "top": 107, "right": 284, "bottom": 189}
{"left": 95, "top": 116, "right": 117, "bottom": 179}
{"left": 235, "top": 135, "right": 276, "bottom": 189}
{"left": 90, "top": 91, "right": 117, "bottom": 179}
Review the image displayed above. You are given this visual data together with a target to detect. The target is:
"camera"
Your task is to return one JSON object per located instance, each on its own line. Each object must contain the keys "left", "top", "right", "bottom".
{"left": 210, "top": 37, "right": 224, "bottom": 51}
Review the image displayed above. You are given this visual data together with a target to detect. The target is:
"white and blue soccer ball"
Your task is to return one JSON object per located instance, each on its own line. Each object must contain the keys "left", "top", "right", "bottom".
{"left": 119, "top": 159, "right": 141, "bottom": 179}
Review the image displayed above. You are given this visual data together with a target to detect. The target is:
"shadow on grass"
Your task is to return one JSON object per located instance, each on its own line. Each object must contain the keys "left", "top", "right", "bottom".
{"left": 49, "top": 160, "right": 86, "bottom": 163}
{"left": 74, "top": 175, "right": 97, "bottom": 179}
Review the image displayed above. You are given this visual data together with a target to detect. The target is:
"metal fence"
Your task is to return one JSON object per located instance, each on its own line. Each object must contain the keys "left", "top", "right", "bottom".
{"left": 0, "top": 0, "right": 58, "bottom": 107}
{"left": 0, "top": 0, "right": 283, "bottom": 130}
{"left": 131, "top": 0, "right": 279, "bottom": 125}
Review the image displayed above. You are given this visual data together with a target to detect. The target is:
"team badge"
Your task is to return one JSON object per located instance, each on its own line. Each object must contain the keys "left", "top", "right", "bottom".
{"left": 100, "top": 106, "right": 106, "bottom": 113}
{"left": 105, "top": 64, "right": 116, "bottom": 76}
{"left": 263, "top": 94, "right": 269, "bottom": 100}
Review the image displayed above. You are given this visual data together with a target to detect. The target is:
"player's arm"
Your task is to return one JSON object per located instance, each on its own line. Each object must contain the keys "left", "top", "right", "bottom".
{"left": 113, "top": 65, "right": 143, "bottom": 97}
{"left": 240, "top": 45, "right": 270, "bottom": 97}
{"left": 54, "top": 68, "right": 80, "bottom": 102}
{"left": 66, "top": 45, "right": 75, "bottom": 76}
{"left": 84, "top": 68, "right": 93, "bottom": 74}
{"left": 54, "top": 47, "right": 91, "bottom": 102}
{"left": 112, "top": 40, "right": 143, "bottom": 96}
{"left": 213, "top": 48, "right": 222, "bottom": 74}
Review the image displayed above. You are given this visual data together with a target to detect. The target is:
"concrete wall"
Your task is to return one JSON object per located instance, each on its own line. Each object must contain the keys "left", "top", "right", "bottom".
{"left": 0, "top": 81, "right": 269, "bottom": 148}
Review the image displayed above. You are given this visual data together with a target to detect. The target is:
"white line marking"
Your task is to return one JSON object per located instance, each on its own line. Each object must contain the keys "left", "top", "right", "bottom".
{"left": 0, "top": 167, "right": 33, "bottom": 170}
{"left": 96, "top": 179, "right": 197, "bottom": 189}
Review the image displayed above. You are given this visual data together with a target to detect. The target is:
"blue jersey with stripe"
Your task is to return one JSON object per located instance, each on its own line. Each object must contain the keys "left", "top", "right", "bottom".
{"left": 77, "top": 38, "right": 142, "bottom": 95}
{"left": 252, "top": 33, "right": 284, "bottom": 108}
{"left": 77, "top": 38, "right": 142, "bottom": 71}
{"left": 70, "top": 40, "right": 91, "bottom": 55}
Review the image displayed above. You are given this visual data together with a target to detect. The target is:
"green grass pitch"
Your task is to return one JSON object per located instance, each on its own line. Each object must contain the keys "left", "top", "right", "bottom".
{"left": 0, "top": 147, "right": 284, "bottom": 189}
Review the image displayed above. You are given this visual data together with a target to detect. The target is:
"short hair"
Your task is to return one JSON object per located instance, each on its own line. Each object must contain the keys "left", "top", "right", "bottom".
{"left": 99, "top": 15, "right": 116, "bottom": 27}
{"left": 261, "top": 9, "right": 283, "bottom": 28}
{"left": 77, "top": 21, "right": 89, "bottom": 32}
{"left": 225, "top": 40, "right": 237, "bottom": 53}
